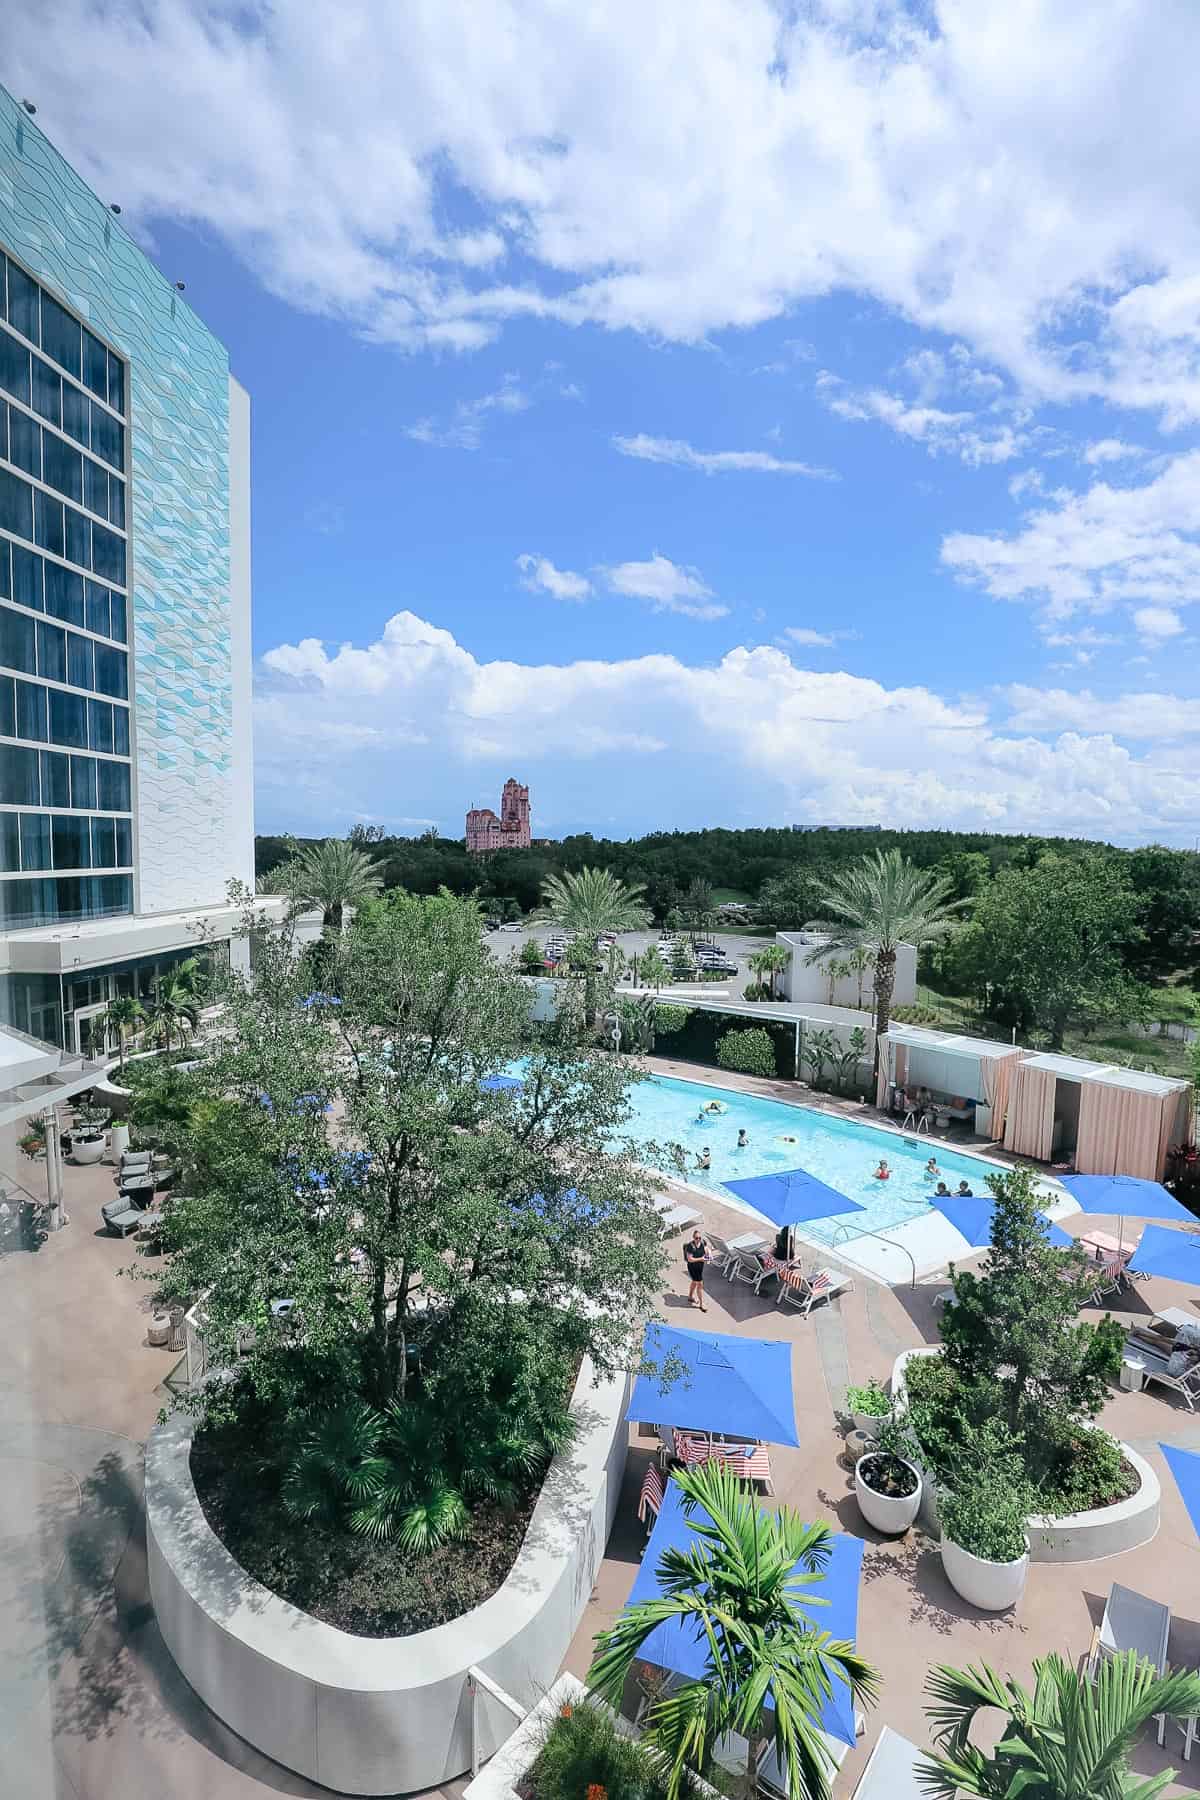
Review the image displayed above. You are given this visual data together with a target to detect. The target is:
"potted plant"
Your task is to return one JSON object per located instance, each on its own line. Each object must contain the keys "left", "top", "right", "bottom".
{"left": 69, "top": 1103, "right": 110, "bottom": 1165}
{"left": 939, "top": 1475, "right": 1030, "bottom": 1612}
{"left": 854, "top": 1409, "right": 923, "bottom": 1535}
{"left": 846, "top": 1378, "right": 890, "bottom": 1439}
{"left": 18, "top": 1117, "right": 47, "bottom": 1160}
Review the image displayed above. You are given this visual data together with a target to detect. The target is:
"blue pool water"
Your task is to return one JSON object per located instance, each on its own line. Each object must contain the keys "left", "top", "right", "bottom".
{"left": 619, "top": 1072, "right": 1003, "bottom": 1247}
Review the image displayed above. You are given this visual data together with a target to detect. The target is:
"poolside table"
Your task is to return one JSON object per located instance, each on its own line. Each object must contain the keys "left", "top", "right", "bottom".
{"left": 1080, "top": 1229, "right": 1137, "bottom": 1262}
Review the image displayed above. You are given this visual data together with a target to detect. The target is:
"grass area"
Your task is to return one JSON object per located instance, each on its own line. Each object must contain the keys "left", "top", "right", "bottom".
{"left": 711, "top": 886, "right": 754, "bottom": 906}
{"left": 911, "top": 987, "right": 1195, "bottom": 1080}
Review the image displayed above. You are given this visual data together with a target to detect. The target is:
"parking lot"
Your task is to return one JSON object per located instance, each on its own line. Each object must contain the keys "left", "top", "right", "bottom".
{"left": 482, "top": 922, "right": 769, "bottom": 991}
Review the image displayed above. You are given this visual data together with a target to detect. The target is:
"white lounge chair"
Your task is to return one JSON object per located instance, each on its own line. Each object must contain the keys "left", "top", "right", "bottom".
{"left": 777, "top": 1267, "right": 852, "bottom": 1315}
{"left": 727, "top": 1247, "right": 775, "bottom": 1294}
{"left": 657, "top": 1203, "right": 701, "bottom": 1237}
{"left": 850, "top": 1726, "right": 925, "bottom": 1797}
{"left": 703, "top": 1232, "right": 736, "bottom": 1276}
{"left": 1087, "top": 1582, "right": 1170, "bottom": 1745}
{"left": 1126, "top": 1335, "right": 1200, "bottom": 1411}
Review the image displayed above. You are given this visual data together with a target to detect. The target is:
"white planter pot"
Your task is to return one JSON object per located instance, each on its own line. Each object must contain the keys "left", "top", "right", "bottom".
{"left": 940, "top": 1534, "right": 1029, "bottom": 1611}
{"left": 853, "top": 1409, "right": 888, "bottom": 1440}
{"left": 106, "top": 1123, "right": 131, "bottom": 1163}
{"left": 854, "top": 1455, "right": 922, "bottom": 1535}
{"left": 70, "top": 1133, "right": 106, "bottom": 1165}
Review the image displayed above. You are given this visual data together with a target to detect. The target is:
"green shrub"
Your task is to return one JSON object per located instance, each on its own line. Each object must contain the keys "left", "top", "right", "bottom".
{"left": 940, "top": 1477, "right": 1030, "bottom": 1564}
{"left": 530, "top": 1698, "right": 675, "bottom": 1800}
{"left": 652, "top": 1003, "right": 692, "bottom": 1035}
{"left": 715, "top": 1027, "right": 777, "bottom": 1078}
{"left": 1039, "top": 1424, "right": 1138, "bottom": 1517}
{"left": 845, "top": 1378, "right": 890, "bottom": 1417}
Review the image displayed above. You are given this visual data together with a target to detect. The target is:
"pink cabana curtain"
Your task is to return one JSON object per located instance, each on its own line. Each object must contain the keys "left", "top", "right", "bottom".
{"left": 1075, "top": 1082, "right": 1176, "bottom": 1180}
{"left": 980, "top": 1052, "right": 1016, "bottom": 1142}
{"left": 1003, "top": 1062, "right": 1056, "bottom": 1160}
{"left": 1160, "top": 1090, "right": 1191, "bottom": 1173}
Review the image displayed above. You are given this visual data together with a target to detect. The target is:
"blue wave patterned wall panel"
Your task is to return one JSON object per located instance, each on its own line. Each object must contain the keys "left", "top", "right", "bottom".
{"left": 0, "top": 87, "right": 242, "bottom": 915}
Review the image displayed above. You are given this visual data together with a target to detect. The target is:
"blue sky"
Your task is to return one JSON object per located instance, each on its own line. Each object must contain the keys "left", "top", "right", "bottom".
{"left": 8, "top": 1, "right": 1200, "bottom": 844}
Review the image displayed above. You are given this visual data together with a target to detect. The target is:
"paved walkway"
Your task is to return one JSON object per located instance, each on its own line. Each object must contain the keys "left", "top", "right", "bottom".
{"left": 3, "top": 1129, "right": 1200, "bottom": 1795}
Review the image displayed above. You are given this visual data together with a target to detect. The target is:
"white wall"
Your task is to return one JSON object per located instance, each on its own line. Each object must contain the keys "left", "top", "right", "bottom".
{"left": 147, "top": 1358, "right": 630, "bottom": 1795}
{"left": 778, "top": 934, "right": 916, "bottom": 1010}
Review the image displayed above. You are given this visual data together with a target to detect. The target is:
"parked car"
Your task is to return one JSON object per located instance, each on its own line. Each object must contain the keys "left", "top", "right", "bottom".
{"left": 498, "top": 921, "right": 524, "bottom": 932}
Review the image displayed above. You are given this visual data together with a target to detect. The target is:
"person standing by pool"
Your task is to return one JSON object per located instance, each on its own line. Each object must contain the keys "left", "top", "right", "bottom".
{"left": 696, "top": 1146, "right": 712, "bottom": 1171}
{"left": 684, "top": 1227, "right": 709, "bottom": 1311}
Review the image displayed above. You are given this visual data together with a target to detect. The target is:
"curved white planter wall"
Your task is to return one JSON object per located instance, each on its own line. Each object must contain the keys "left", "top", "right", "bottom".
{"left": 147, "top": 1357, "right": 630, "bottom": 1796}
{"left": 891, "top": 1348, "right": 1159, "bottom": 1564}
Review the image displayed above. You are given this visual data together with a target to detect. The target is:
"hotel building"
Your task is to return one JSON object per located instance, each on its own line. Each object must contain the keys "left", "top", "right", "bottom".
{"left": 0, "top": 88, "right": 267, "bottom": 1063}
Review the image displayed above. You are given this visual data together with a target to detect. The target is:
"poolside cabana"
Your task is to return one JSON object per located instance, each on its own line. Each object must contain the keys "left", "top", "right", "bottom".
{"left": 874, "top": 1024, "right": 1024, "bottom": 1139}
{"left": 1003, "top": 1053, "right": 1191, "bottom": 1178}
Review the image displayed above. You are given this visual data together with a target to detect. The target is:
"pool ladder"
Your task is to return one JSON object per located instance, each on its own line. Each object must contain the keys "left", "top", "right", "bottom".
{"left": 826, "top": 1218, "right": 918, "bottom": 1288}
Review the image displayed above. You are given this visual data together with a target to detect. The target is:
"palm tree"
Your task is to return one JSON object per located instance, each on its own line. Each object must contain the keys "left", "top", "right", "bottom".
{"left": 272, "top": 838, "right": 384, "bottom": 931}
{"left": 920, "top": 1651, "right": 1200, "bottom": 1799}
{"left": 750, "top": 943, "right": 792, "bottom": 1001}
{"left": 144, "top": 961, "right": 202, "bottom": 1054}
{"left": 589, "top": 1462, "right": 879, "bottom": 1800}
{"left": 541, "top": 866, "right": 651, "bottom": 939}
{"left": 638, "top": 946, "right": 669, "bottom": 991}
{"left": 806, "top": 850, "right": 964, "bottom": 1052}
{"left": 102, "top": 994, "right": 145, "bottom": 1069}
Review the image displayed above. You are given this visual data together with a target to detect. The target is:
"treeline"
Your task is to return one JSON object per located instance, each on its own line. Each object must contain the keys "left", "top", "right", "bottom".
{"left": 255, "top": 824, "right": 1200, "bottom": 988}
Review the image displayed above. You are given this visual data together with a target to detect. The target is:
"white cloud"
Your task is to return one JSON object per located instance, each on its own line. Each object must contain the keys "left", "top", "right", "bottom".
{"left": 254, "top": 611, "right": 1200, "bottom": 840}
{"left": 559, "top": 381, "right": 584, "bottom": 401}
{"left": 613, "top": 434, "right": 836, "bottom": 479}
{"left": 18, "top": 1, "right": 1200, "bottom": 419}
{"left": 601, "top": 554, "right": 728, "bottom": 619}
{"left": 942, "top": 450, "right": 1200, "bottom": 621}
{"left": 516, "top": 554, "right": 592, "bottom": 602}
{"left": 1084, "top": 439, "right": 1146, "bottom": 465}
{"left": 784, "top": 628, "right": 835, "bottom": 648}
{"left": 816, "top": 374, "right": 1025, "bottom": 466}
{"left": 405, "top": 376, "right": 529, "bottom": 449}
{"left": 1133, "top": 604, "right": 1185, "bottom": 642}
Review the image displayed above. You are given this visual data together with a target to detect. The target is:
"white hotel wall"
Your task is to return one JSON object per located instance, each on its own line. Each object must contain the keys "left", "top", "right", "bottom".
{"left": 778, "top": 934, "right": 917, "bottom": 1010}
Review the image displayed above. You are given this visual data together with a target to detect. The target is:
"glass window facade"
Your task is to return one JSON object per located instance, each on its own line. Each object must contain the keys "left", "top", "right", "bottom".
{"left": 1, "top": 248, "right": 131, "bottom": 926}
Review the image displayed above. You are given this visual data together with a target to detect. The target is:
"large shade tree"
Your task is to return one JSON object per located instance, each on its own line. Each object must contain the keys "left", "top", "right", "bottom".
{"left": 589, "top": 1461, "right": 879, "bottom": 1800}
{"left": 149, "top": 888, "right": 666, "bottom": 1424}
{"left": 806, "top": 849, "right": 964, "bottom": 1049}
{"left": 541, "top": 865, "right": 651, "bottom": 938}
{"left": 920, "top": 1650, "right": 1200, "bottom": 1799}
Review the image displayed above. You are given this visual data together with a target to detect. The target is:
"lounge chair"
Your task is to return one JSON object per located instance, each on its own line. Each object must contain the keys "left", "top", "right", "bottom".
{"left": 727, "top": 1247, "right": 776, "bottom": 1294}
{"left": 658, "top": 1203, "right": 701, "bottom": 1237}
{"left": 850, "top": 1726, "right": 925, "bottom": 1797}
{"left": 1125, "top": 1333, "right": 1200, "bottom": 1411}
{"left": 704, "top": 1232, "right": 736, "bottom": 1276}
{"left": 1087, "top": 1582, "right": 1170, "bottom": 1745}
{"left": 101, "top": 1199, "right": 142, "bottom": 1237}
{"left": 777, "top": 1267, "right": 852, "bottom": 1315}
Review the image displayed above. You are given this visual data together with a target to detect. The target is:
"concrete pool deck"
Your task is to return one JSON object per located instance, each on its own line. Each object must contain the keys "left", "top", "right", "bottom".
{"left": 635, "top": 1055, "right": 1078, "bottom": 1284}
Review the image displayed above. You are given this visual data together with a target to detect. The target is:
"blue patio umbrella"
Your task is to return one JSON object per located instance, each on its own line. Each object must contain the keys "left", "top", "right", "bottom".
{"left": 480, "top": 1073, "right": 524, "bottom": 1093}
{"left": 724, "top": 1167, "right": 865, "bottom": 1231}
{"left": 1160, "top": 1444, "right": 1200, "bottom": 1545}
{"left": 1058, "top": 1174, "right": 1194, "bottom": 1227}
{"left": 928, "top": 1192, "right": 1073, "bottom": 1250}
{"left": 1129, "top": 1224, "right": 1200, "bottom": 1287}
{"left": 299, "top": 992, "right": 342, "bottom": 1009}
{"left": 627, "top": 1322, "right": 799, "bottom": 1447}
{"left": 629, "top": 1478, "right": 862, "bottom": 1747}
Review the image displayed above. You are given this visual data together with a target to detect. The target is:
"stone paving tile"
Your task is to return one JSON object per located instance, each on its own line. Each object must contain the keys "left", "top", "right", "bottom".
{"left": 4, "top": 1122, "right": 1200, "bottom": 1795}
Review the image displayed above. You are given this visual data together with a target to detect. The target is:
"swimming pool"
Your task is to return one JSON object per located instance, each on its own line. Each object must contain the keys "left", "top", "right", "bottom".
{"left": 621, "top": 1071, "right": 1004, "bottom": 1248}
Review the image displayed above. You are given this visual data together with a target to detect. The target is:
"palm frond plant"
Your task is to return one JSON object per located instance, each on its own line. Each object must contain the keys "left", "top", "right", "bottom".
{"left": 282, "top": 1398, "right": 383, "bottom": 1524}
{"left": 807, "top": 850, "right": 965, "bottom": 1055}
{"left": 589, "top": 1461, "right": 879, "bottom": 1800}
{"left": 272, "top": 838, "right": 385, "bottom": 932}
{"left": 919, "top": 1649, "right": 1200, "bottom": 1799}
{"left": 541, "top": 866, "right": 651, "bottom": 939}
{"left": 102, "top": 994, "right": 145, "bottom": 1070}
{"left": 749, "top": 944, "right": 792, "bottom": 1001}
{"left": 144, "top": 966, "right": 203, "bottom": 1055}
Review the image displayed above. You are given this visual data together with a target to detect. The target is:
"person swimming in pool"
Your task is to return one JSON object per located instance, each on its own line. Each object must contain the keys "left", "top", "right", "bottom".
{"left": 957, "top": 1179, "right": 974, "bottom": 1197}
{"left": 934, "top": 1181, "right": 952, "bottom": 1198}
{"left": 924, "top": 1156, "right": 941, "bottom": 1180}
{"left": 736, "top": 1128, "right": 748, "bottom": 1149}
{"left": 874, "top": 1159, "right": 891, "bottom": 1180}
{"left": 777, "top": 1133, "right": 798, "bottom": 1145}
{"left": 696, "top": 1146, "right": 712, "bottom": 1171}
